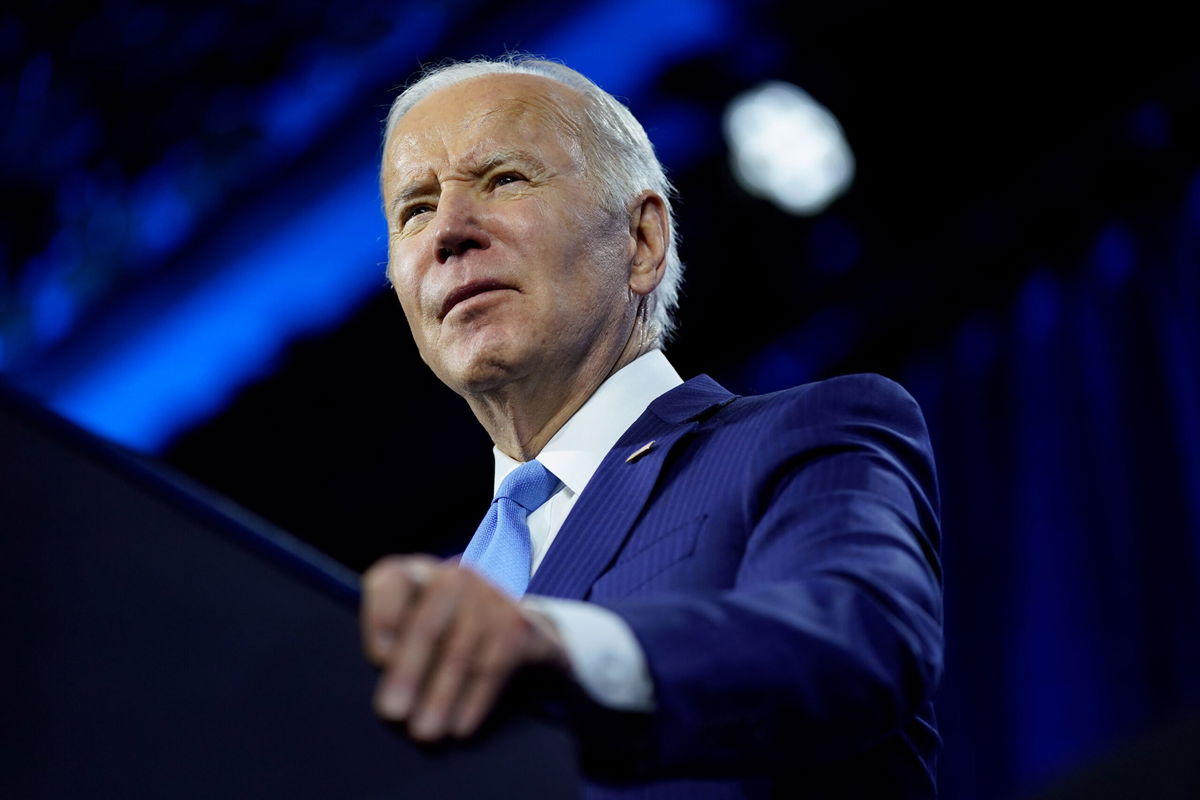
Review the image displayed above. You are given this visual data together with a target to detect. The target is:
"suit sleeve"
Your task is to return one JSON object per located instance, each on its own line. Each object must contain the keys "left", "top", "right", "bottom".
{"left": 597, "top": 374, "right": 943, "bottom": 776}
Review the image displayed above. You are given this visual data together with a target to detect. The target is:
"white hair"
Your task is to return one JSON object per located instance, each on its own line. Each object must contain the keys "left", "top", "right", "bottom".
{"left": 382, "top": 54, "right": 683, "bottom": 344}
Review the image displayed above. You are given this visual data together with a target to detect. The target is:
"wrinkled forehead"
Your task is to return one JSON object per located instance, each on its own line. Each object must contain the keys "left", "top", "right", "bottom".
{"left": 383, "top": 74, "right": 589, "bottom": 173}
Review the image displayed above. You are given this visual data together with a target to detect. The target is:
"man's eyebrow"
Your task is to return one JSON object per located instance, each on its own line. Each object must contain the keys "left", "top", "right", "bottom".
{"left": 468, "top": 148, "right": 548, "bottom": 174}
{"left": 388, "top": 180, "right": 434, "bottom": 216}
{"left": 387, "top": 149, "right": 551, "bottom": 215}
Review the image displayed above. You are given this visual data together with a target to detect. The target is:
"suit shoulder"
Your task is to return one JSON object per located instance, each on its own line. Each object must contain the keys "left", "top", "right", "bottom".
{"left": 714, "top": 373, "right": 940, "bottom": 522}
{"left": 729, "top": 373, "right": 924, "bottom": 426}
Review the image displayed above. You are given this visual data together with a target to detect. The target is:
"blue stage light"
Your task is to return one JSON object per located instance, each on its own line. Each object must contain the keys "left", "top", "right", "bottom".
{"left": 46, "top": 165, "right": 387, "bottom": 451}
{"left": 537, "top": 0, "right": 731, "bottom": 96}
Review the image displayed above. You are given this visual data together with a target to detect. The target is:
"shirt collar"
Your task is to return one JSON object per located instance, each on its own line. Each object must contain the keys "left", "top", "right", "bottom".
{"left": 492, "top": 349, "right": 683, "bottom": 497}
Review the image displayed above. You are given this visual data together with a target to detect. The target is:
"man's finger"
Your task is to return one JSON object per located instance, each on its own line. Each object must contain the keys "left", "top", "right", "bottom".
{"left": 357, "top": 556, "right": 410, "bottom": 662}
{"left": 375, "top": 568, "right": 464, "bottom": 721}
{"left": 450, "top": 626, "right": 522, "bottom": 738}
{"left": 408, "top": 593, "right": 490, "bottom": 740}
{"left": 448, "top": 606, "right": 569, "bottom": 737}
{"left": 361, "top": 556, "right": 429, "bottom": 664}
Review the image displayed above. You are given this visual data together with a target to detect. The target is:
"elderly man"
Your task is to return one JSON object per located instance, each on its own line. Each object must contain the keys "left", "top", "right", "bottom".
{"left": 362, "top": 56, "right": 943, "bottom": 798}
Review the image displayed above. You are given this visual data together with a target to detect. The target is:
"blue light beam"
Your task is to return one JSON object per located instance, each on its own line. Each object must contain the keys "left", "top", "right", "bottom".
{"left": 47, "top": 166, "right": 387, "bottom": 451}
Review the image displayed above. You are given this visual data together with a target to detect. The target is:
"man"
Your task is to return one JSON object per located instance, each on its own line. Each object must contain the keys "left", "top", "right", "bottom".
{"left": 362, "top": 55, "right": 943, "bottom": 798}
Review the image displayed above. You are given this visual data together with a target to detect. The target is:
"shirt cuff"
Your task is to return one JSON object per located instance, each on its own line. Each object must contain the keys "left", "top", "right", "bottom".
{"left": 521, "top": 595, "right": 656, "bottom": 712}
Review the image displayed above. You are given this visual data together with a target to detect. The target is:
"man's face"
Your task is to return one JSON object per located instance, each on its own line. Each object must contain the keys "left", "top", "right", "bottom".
{"left": 382, "top": 73, "right": 635, "bottom": 397}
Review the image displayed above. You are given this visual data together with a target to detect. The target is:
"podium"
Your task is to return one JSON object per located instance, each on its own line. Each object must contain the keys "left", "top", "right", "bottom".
{"left": 0, "top": 384, "right": 579, "bottom": 798}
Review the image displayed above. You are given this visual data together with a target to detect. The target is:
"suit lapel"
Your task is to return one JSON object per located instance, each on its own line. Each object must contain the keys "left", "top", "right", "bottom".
{"left": 527, "top": 375, "right": 734, "bottom": 599}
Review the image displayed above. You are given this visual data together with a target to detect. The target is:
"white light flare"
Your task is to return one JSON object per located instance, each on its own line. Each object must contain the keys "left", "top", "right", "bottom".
{"left": 723, "top": 81, "right": 855, "bottom": 215}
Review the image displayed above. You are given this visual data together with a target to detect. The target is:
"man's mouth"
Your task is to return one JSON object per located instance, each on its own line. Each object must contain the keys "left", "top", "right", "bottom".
{"left": 439, "top": 280, "right": 516, "bottom": 320}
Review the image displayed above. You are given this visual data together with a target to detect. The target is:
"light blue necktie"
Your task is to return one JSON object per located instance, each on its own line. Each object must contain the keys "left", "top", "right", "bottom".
{"left": 461, "top": 459, "right": 560, "bottom": 597}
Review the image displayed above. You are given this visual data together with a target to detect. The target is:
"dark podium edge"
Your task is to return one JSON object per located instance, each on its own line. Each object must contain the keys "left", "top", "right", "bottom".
{"left": 0, "top": 378, "right": 584, "bottom": 799}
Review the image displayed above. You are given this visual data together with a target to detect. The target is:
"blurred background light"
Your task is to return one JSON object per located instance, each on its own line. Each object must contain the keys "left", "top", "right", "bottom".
{"left": 44, "top": 165, "right": 386, "bottom": 452}
{"left": 723, "top": 80, "right": 855, "bottom": 215}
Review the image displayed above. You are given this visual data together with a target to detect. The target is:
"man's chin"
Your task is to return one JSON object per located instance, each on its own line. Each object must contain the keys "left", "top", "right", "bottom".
{"left": 437, "top": 348, "right": 528, "bottom": 398}
{"left": 428, "top": 320, "right": 558, "bottom": 398}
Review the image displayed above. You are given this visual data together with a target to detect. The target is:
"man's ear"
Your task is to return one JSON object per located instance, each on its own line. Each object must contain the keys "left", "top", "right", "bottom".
{"left": 628, "top": 191, "right": 668, "bottom": 296}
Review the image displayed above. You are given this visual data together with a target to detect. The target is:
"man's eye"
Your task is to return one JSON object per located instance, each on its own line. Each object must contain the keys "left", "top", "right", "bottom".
{"left": 402, "top": 204, "right": 433, "bottom": 224}
{"left": 493, "top": 172, "right": 524, "bottom": 187}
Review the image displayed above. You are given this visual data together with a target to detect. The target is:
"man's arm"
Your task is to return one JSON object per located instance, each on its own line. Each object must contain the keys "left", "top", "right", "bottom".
{"left": 359, "top": 374, "right": 942, "bottom": 776}
{"left": 597, "top": 373, "right": 943, "bottom": 774}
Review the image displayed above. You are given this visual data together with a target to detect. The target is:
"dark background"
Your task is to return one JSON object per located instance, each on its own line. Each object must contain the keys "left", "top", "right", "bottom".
{"left": 3, "top": 2, "right": 1197, "bottom": 798}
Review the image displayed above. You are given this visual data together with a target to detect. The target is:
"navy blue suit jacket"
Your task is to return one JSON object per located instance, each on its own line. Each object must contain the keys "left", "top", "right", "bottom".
{"left": 527, "top": 373, "right": 943, "bottom": 799}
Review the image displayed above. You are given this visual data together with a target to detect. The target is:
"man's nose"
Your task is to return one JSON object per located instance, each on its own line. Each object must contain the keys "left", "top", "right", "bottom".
{"left": 433, "top": 189, "right": 490, "bottom": 263}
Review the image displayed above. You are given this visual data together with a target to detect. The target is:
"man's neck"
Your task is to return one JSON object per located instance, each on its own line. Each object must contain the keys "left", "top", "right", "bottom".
{"left": 465, "top": 320, "right": 657, "bottom": 461}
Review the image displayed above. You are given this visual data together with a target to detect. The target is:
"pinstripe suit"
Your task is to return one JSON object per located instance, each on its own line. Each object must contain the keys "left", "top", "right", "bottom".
{"left": 529, "top": 372, "right": 943, "bottom": 799}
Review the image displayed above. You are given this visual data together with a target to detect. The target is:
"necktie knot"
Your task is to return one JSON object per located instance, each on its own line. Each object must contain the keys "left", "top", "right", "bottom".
{"left": 496, "top": 459, "right": 560, "bottom": 512}
{"left": 460, "top": 459, "right": 560, "bottom": 597}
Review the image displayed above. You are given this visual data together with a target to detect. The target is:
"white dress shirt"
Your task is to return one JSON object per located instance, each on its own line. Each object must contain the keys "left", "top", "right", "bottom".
{"left": 489, "top": 349, "right": 682, "bottom": 712}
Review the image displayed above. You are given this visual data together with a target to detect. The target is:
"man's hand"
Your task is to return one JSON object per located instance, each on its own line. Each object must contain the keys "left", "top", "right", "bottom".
{"left": 361, "top": 555, "right": 570, "bottom": 742}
